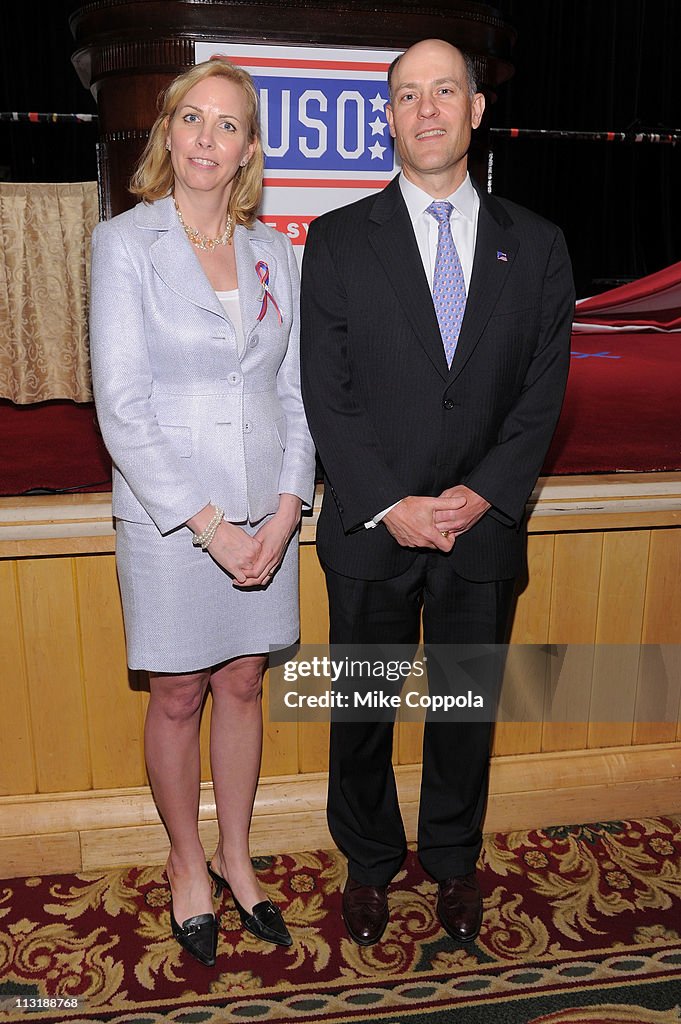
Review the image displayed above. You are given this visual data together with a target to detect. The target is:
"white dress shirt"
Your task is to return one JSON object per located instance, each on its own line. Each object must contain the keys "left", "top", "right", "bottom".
{"left": 365, "top": 172, "right": 481, "bottom": 528}
{"left": 398, "top": 171, "right": 479, "bottom": 293}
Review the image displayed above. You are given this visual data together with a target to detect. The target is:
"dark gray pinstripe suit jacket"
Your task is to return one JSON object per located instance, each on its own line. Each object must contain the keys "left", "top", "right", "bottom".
{"left": 300, "top": 175, "right": 575, "bottom": 583}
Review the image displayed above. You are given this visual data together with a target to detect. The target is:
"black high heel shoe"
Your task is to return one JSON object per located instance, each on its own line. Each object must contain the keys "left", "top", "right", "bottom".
{"left": 207, "top": 862, "right": 292, "bottom": 947}
{"left": 170, "top": 903, "right": 218, "bottom": 967}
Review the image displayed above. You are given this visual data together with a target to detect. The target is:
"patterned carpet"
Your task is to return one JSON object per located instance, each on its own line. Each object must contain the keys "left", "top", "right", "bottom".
{"left": 0, "top": 817, "right": 680, "bottom": 1023}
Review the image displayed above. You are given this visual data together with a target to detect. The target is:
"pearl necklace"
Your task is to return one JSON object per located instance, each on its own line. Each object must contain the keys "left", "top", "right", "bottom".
{"left": 174, "top": 199, "right": 233, "bottom": 252}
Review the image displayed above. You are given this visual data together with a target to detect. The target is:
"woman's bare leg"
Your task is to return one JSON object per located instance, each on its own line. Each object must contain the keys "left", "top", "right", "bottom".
{"left": 145, "top": 670, "right": 214, "bottom": 923}
{"left": 208, "top": 655, "right": 268, "bottom": 911}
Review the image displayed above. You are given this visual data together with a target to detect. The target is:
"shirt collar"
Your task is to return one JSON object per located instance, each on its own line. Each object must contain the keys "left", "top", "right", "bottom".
{"left": 399, "top": 171, "right": 477, "bottom": 223}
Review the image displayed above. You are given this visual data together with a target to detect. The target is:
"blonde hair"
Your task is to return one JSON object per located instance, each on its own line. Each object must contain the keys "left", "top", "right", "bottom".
{"left": 129, "top": 59, "right": 264, "bottom": 227}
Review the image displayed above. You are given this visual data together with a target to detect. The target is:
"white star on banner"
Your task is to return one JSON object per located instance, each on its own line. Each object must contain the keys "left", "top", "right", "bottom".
{"left": 369, "top": 140, "right": 387, "bottom": 160}
{"left": 369, "top": 117, "right": 387, "bottom": 136}
{"left": 369, "top": 93, "right": 388, "bottom": 112}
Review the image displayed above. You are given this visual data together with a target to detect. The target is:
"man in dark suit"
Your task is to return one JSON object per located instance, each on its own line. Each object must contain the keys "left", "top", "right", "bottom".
{"left": 299, "top": 39, "right": 574, "bottom": 946}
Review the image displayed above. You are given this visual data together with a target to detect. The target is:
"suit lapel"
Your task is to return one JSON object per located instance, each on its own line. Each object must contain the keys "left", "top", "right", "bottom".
{"left": 143, "top": 200, "right": 280, "bottom": 345}
{"left": 369, "top": 178, "right": 449, "bottom": 381}
{"left": 449, "top": 190, "right": 519, "bottom": 382}
{"left": 148, "top": 202, "right": 226, "bottom": 319}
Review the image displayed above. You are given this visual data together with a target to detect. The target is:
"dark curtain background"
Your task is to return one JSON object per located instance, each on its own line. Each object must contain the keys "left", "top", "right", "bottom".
{"left": 0, "top": 1, "right": 98, "bottom": 186}
{"left": 0, "top": 0, "right": 679, "bottom": 299}
{"left": 491, "top": 0, "right": 681, "bottom": 297}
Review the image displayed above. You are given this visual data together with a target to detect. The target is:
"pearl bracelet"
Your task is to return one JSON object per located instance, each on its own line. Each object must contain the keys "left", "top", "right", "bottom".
{"left": 192, "top": 505, "right": 225, "bottom": 550}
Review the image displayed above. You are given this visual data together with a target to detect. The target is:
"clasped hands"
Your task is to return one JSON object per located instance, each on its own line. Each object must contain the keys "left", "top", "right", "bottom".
{"left": 188, "top": 495, "right": 302, "bottom": 586}
{"left": 382, "top": 486, "right": 491, "bottom": 551}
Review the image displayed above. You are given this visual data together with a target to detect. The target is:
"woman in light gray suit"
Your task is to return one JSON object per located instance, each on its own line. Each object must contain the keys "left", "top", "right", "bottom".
{"left": 89, "top": 59, "right": 315, "bottom": 967}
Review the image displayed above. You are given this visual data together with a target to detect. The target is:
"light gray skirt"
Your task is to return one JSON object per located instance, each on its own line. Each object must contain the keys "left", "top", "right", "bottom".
{"left": 114, "top": 516, "right": 299, "bottom": 673}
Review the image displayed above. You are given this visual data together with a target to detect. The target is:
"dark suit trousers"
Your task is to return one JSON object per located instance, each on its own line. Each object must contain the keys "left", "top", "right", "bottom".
{"left": 324, "top": 553, "right": 515, "bottom": 885}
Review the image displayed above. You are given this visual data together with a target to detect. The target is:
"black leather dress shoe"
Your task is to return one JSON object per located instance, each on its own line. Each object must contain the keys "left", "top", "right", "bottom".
{"left": 436, "top": 872, "right": 483, "bottom": 943}
{"left": 207, "top": 863, "right": 292, "bottom": 947}
{"left": 235, "top": 896, "right": 292, "bottom": 946}
{"left": 342, "top": 877, "right": 389, "bottom": 946}
{"left": 170, "top": 908, "right": 218, "bottom": 966}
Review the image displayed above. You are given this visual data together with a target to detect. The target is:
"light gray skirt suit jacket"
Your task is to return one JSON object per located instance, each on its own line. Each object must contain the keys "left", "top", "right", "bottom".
{"left": 89, "top": 195, "right": 316, "bottom": 672}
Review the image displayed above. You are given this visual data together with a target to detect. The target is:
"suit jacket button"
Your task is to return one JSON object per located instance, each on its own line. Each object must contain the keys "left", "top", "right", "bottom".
{"left": 244, "top": 421, "right": 253, "bottom": 433}
{"left": 248, "top": 334, "right": 259, "bottom": 348}
{"left": 228, "top": 372, "right": 241, "bottom": 385}
{"left": 443, "top": 398, "right": 455, "bottom": 410}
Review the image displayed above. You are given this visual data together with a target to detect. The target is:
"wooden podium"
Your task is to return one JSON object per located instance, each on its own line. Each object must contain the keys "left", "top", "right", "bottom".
{"left": 69, "top": 0, "right": 516, "bottom": 216}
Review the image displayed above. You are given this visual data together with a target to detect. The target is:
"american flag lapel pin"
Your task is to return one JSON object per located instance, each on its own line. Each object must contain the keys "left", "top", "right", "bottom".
{"left": 496, "top": 250, "right": 508, "bottom": 262}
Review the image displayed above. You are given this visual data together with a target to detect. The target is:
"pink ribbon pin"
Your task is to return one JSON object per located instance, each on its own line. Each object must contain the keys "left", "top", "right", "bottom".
{"left": 255, "top": 260, "right": 283, "bottom": 325}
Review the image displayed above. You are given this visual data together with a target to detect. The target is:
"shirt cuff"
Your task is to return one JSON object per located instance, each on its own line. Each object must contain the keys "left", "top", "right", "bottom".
{"left": 364, "top": 499, "right": 402, "bottom": 529}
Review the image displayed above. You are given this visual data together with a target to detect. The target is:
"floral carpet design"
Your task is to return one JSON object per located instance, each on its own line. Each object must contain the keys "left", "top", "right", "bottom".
{"left": 0, "top": 817, "right": 680, "bottom": 1023}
